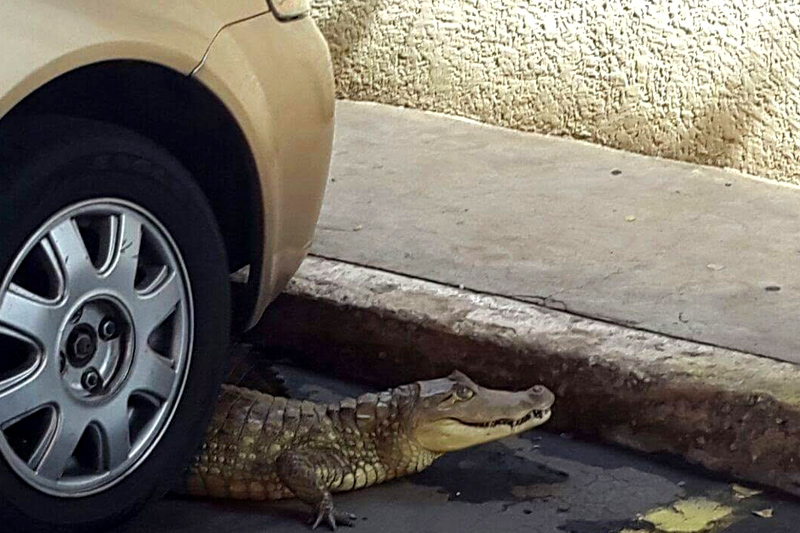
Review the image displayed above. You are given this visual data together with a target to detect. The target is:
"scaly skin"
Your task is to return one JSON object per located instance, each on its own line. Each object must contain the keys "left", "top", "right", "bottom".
{"left": 186, "top": 371, "right": 555, "bottom": 529}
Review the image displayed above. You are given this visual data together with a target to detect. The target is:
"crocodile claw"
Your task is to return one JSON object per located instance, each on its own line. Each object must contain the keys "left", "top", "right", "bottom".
{"left": 310, "top": 495, "right": 356, "bottom": 530}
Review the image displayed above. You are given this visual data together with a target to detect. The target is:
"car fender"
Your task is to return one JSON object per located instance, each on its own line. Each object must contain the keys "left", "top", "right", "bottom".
{"left": 192, "top": 13, "right": 335, "bottom": 327}
{"left": 0, "top": 0, "right": 267, "bottom": 120}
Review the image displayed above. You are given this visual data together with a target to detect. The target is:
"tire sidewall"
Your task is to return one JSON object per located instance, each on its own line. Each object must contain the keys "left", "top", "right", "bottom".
{"left": 0, "top": 123, "right": 231, "bottom": 530}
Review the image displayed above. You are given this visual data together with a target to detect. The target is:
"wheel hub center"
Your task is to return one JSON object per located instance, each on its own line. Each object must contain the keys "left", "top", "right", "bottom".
{"left": 60, "top": 297, "right": 133, "bottom": 399}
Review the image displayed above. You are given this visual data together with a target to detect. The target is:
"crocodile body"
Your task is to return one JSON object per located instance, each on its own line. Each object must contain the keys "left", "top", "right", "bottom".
{"left": 186, "top": 383, "right": 438, "bottom": 501}
{"left": 186, "top": 371, "right": 555, "bottom": 529}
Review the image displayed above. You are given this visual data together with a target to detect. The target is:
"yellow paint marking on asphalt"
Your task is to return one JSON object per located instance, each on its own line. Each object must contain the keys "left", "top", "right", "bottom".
{"left": 641, "top": 498, "right": 734, "bottom": 533}
{"left": 731, "top": 484, "right": 762, "bottom": 500}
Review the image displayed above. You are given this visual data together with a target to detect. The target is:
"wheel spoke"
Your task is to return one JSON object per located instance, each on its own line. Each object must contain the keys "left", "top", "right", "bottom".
{"left": 134, "top": 272, "right": 181, "bottom": 337}
{"left": 109, "top": 213, "right": 142, "bottom": 291}
{"left": 36, "top": 239, "right": 66, "bottom": 297}
{"left": 128, "top": 348, "right": 177, "bottom": 400}
{"left": 35, "top": 406, "right": 88, "bottom": 479}
{"left": 97, "top": 401, "right": 131, "bottom": 470}
{"left": 48, "top": 218, "right": 94, "bottom": 284}
{"left": 0, "top": 370, "right": 53, "bottom": 427}
{"left": 0, "top": 285, "right": 61, "bottom": 346}
{"left": 26, "top": 408, "right": 59, "bottom": 469}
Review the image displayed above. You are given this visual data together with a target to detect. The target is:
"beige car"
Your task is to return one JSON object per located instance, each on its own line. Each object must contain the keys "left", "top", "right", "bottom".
{"left": 0, "top": 1, "right": 333, "bottom": 529}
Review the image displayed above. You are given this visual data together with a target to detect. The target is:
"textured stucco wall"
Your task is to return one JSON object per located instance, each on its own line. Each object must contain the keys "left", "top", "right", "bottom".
{"left": 313, "top": 0, "right": 800, "bottom": 184}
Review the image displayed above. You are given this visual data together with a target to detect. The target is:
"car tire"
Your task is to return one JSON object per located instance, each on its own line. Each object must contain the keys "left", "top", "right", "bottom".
{"left": 0, "top": 115, "right": 231, "bottom": 531}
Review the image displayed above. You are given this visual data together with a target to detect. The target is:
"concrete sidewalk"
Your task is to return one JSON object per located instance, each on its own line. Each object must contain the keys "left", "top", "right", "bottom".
{"left": 317, "top": 101, "right": 800, "bottom": 364}
{"left": 255, "top": 101, "right": 800, "bottom": 497}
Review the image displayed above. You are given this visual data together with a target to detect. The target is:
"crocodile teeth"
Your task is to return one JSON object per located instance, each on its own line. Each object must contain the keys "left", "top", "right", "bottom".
{"left": 463, "top": 408, "right": 551, "bottom": 429}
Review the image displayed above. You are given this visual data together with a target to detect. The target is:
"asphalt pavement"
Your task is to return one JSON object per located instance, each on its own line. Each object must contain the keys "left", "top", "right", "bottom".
{"left": 120, "top": 362, "right": 800, "bottom": 533}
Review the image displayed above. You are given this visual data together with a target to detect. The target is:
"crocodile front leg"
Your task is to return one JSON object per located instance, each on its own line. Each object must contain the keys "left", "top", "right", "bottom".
{"left": 276, "top": 450, "right": 357, "bottom": 530}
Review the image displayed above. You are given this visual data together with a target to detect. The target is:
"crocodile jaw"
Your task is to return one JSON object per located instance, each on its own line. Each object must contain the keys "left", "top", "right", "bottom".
{"left": 414, "top": 406, "right": 553, "bottom": 453}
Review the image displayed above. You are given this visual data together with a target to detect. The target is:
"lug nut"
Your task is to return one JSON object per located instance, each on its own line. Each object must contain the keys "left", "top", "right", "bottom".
{"left": 67, "top": 326, "right": 96, "bottom": 367}
{"left": 98, "top": 318, "right": 119, "bottom": 341}
{"left": 76, "top": 336, "right": 93, "bottom": 355}
{"left": 81, "top": 368, "right": 102, "bottom": 393}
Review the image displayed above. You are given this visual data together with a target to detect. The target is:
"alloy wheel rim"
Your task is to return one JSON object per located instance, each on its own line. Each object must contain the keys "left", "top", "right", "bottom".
{"left": 0, "top": 199, "right": 193, "bottom": 497}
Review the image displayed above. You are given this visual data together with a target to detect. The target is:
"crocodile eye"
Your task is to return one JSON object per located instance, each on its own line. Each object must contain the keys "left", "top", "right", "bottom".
{"left": 456, "top": 385, "right": 474, "bottom": 400}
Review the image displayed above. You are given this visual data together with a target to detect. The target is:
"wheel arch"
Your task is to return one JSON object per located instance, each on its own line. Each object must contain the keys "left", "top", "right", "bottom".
{"left": 0, "top": 60, "right": 264, "bottom": 329}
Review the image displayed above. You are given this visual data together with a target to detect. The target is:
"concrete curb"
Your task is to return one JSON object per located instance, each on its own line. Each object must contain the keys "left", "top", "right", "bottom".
{"left": 256, "top": 256, "right": 800, "bottom": 497}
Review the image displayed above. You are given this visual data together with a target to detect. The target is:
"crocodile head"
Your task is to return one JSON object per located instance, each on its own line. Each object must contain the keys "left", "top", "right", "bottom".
{"left": 411, "top": 371, "right": 555, "bottom": 453}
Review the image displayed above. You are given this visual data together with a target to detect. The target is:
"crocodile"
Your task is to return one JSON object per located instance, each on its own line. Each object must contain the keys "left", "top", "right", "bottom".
{"left": 186, "top": 370, "right": 555, "bottom": 530}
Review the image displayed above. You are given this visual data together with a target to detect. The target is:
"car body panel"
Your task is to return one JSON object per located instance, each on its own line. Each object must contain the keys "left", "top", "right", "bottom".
{"left": 0, "top": 1, "right": 266, "bottom": 119}
{"left": 193, "top": 13, "right": 335, "bottom": 327}
{"left": 0, "top": 1, "right": 335, "bottom": 329}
